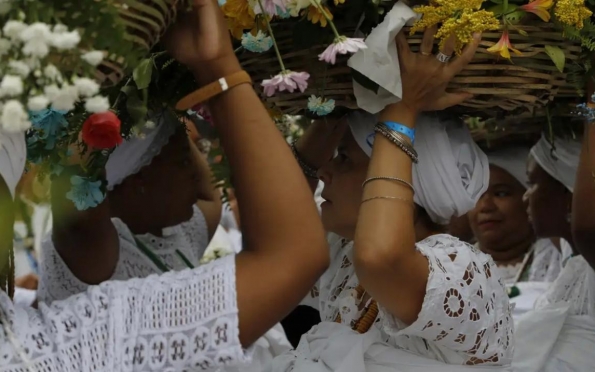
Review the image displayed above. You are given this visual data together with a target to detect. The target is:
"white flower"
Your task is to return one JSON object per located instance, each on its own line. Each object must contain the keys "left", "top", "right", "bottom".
{"left": 0, "top": 0, "right": 11, "bottom": 15}
{"left": 27, "top": 95, "right": 50, "bottom": 111}
{"left": 53, "top": 24, "right": 68, "bottom": 34}
{"left": 1, "top": 100, "right": 31, "bottom": 133}
{"left": 81, "top": 50, "right": 104, "bottom": 66}
{"left": 145, "top": 120, "right": 156, "bottom": 129}
{"left": 73, "top": 77, "right": 99, "bottom": 97}
{"left": 8, "top": 60, "right": 30, "bottom": 77}
{"left": 0, "top": 75, "right": 23, "bottom": 96}
{"left": 51, "top": 30, "right": 80, "bottom": 50}
{"left": 20, "top": 23, "right": 52, "bottom": 57}
{"left": 3, "top": 20, "right": 26, "bottom": 40}
{"left": 0, "top": 38, "right": 10, "bottom": 55}
{"left": 43, "top": 64, "right": 61, "bottom": 81}
{"left": 50, "top": 84, "right": 78, "bottom": 111}
{"left": 287, "top": 0, "right": 310, "bottom": 16}
{"left": 84, "top": 95, "right": 110, "bottom": 113}
{"left": 43, "top": 84, "right": 60, "bottom": 101}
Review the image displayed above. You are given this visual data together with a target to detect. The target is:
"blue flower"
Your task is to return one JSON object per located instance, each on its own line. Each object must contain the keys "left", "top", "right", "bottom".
{"left": 28, "top": 108, "right": 69, "bottom": 150}
{"left": 241, "top": 31, "right": 273, "bottom": 53}
{"left": 277, "top": 6, "right": 291, "bottom": 18}
{"left": 575, "top": 102, "right": 595, "bottom": 122}
{"left": 218, "top": 0, "right": 226, "bottom": 5}
{"left": 307, "top": 95, "right": 336, "bottom": 116}
{"left": 66, "top": 175, "right": 105, "bottom": 211}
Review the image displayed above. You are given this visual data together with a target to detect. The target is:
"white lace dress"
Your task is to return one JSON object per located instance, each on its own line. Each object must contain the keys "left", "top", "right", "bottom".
{"left": 0, "top": 255, "right": 249, "bottom": 372}
{"left": 274, "top": 234, "right": 514, "bottom": 371}
{"left": 513, "top": 240, "right": 595, "bottom": 372}
{"left": 38, "top": 205, "right": 209, "bottom": 302}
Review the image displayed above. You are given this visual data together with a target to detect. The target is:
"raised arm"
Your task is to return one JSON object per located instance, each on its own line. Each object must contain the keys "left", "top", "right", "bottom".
{"left": 50, "top": 166, "right": 119, "bottom": 285}
{"left": 353, "top": 30, "right": 479, "bottom": 324}
{"left": 164, "top": 0, "right": 328, "bottom": 346}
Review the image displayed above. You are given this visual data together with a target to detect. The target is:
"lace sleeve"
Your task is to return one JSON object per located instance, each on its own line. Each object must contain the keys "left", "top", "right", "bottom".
{"left": 1, "top": 255, "right": 250, "bottom": 372}
{"left": 379, "top": 235, "right": 514, "bottom": 366}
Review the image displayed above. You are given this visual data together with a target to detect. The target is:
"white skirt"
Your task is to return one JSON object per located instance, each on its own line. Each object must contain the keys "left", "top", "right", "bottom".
{"left": 269, "top": 322, "right": 511, "bottom": 372}
{"left": 513, "top": 303, "right": 595, "bottom": 372}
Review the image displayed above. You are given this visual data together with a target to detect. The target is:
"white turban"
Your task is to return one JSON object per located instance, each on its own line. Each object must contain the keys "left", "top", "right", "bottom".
{"left": 0, "top": 131, "right": 26, "bottom": 199}
{"left": 487, "top": 146, "right": 530, "bottom": 189}
{"left": 530, "top": 134, "right": 581, "bottom": 192}
{"left": 106, "top": 110, "right": 178, "bottom": 190}
{"left": 349, "top": 111, "right": 489, "bottom": 225}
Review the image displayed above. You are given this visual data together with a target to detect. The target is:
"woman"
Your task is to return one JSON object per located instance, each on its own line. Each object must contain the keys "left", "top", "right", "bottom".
{"left": 272, "top": 29, "right": 513, "bottom": 371}
{"left": 512, "top": 133, "right": 594, "bottom": 371}
{"left": 0, "top": 0, "right": 328, "bottom": 370}
{"left": 39, "top": 112, "right": 221, "bottom": 301}
{"left": 468, "top": 146, "right": 562, "bottom": 284}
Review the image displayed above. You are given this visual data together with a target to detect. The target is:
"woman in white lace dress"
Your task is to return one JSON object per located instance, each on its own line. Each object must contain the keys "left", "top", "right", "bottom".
{"left": 468, "top": 146, "right": 562, "bottom": 285}
{"left": 512, "top": 132, "right": 594, "bottom": 371}
{"left": 273, "top": 29, "right": 513, "bottom": 372}
{"left": 0, "top": 2, "right": 329, "bottom": 370}
{"left": 38, "top": 112, "right": 221, "bottom": 302}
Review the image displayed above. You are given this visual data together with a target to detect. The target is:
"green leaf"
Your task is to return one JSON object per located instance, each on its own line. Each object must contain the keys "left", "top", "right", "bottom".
{"left": 133, "top": 58, "right": 153, "bottom": 90}
{"left": 351, "top": 69, "right": 379, "bottom": 94}
{"left": 126, "top": 94, "right": 148, "bottom": 125}
{"left": 545, "top": 45, "right": 566, "bottom": 72}
{"left": 517, "top": 29, "right": 528, "bottom": 36}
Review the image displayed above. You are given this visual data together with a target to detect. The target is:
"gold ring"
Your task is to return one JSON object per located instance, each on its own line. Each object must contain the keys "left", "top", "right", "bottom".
{"left": 420, "top": 51, "right": 431, "bottom": 56}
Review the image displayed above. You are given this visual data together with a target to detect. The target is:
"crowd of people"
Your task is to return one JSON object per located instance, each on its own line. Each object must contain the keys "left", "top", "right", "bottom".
{"left": 0, "top": 0, "right": 594, "bottom": 371}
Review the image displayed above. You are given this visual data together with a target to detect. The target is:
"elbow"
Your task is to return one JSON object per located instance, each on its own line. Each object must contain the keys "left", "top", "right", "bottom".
{"left": 353, "top": 236, "right": 405, "bottom": 276}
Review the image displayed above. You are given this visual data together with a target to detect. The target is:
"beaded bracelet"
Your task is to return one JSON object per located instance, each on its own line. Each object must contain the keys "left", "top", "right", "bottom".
{"left": 374, "top": 124, "right": 419, "bottom": 163}
{"left": 290, "top": 141, "right": 319, "bottom": 179}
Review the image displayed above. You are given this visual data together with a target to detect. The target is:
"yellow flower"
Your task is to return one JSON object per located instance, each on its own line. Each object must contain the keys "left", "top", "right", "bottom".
{"left": 486, "top": 30, "right": 522, "bottom": 59}
{"left": 304, "top": 5, "right": 333, "bottom": 27}
{"left": 520, "top": 0, "right": 554, "bottom": 22}
{"left": 554, "top": 0, "right": 592, "bottom": 29}
{"left": 222, "top": 0, "right": 256, "bottom": 39}
{"left": 412, "top": 0, "right": 500, "bottom": 54}
{"left": 334, "top": 0, "right": 345, "bottom": 5}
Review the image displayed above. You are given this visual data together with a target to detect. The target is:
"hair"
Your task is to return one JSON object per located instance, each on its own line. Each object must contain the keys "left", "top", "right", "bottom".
{"left": 415, "top": 204, "right": 448, "bottom": 234}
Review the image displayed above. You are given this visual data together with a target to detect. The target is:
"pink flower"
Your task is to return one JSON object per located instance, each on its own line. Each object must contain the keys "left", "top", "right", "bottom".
{"left": 319, "top": 37, "right": 367, "bottom": 65}
{"left": 253, "top": 0, "right": 288, "bottom": 16}
{"left": 261, "top": 70, "right": 310, "bottom": 97}
{"left": 191, "top": 103, "right": 213, "bottom": 124}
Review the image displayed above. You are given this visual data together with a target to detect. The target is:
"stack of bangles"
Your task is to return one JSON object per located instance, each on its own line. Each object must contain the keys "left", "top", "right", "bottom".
{"left": 362, "top": 121, "right": 416, "bottom": 204}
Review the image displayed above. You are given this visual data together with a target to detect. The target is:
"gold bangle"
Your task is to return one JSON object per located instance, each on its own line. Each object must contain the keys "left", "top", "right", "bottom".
{"left": 362, "top": 176, "right": 414, "bottom": 192}
{"left": 361, "top": 195, "right": 414, "bottom": 205}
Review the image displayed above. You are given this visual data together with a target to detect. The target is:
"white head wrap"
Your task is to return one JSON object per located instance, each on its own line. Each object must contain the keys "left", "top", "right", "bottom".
{"left": 348, "top": 111, "right": 489, "bottom": 225}
{"left": 487, "top": 146, "right": 530, "bottom": 189}
{"left": 530, "top": 134, "right": 581, "bottom": 192}
{"left": 0, "top": 131, "right": 27, "bottom": 199}
{"left": 106, "top": 111, "right": 178, "bottom": 190}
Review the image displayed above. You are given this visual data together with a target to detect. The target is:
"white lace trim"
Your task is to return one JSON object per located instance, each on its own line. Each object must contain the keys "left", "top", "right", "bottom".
{"left": 38, "top": 205, "right": 209, "bottom": 303}
{"left": 0, "top": 255, "right": 249, "bottom": 372}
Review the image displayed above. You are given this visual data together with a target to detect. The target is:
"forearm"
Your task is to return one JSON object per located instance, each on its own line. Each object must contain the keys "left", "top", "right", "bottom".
{"left": 189, "top": 61, "right": 326, "bottom": 257}
{"left": 353, "top": 103, "right": 428, "bottom": 324}
{"left": 51, "top": 173, "right": 119, "bottom": 284}
{"left": 572, "top": 124, "right": 595, "bottom": 268}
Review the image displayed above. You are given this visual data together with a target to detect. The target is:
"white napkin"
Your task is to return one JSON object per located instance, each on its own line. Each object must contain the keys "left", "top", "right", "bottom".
{"left": 347, "top": 1, "right": 418, "bottom": 114}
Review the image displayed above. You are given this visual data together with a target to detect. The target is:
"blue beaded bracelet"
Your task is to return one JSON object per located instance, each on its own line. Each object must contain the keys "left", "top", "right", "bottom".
{"left": 383, "top": 121, "right": 415, "bottom": 143}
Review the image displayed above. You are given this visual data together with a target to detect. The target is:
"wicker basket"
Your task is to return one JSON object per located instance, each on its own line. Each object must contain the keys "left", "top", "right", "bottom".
{"left": 240, "top": 23, "right": 582, "bottom": 116}
{"left": 94, "top": 0, "right": 184, "bottom": 86}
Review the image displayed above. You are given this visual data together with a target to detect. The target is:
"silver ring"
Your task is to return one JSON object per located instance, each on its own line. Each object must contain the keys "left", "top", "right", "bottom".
{"left": 436, "top": 52, "right": 451, "bottom": 63}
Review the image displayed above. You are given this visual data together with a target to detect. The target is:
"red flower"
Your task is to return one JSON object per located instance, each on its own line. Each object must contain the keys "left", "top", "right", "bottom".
{"left": 82, "top": 111, "right": 123, "bottom": 149}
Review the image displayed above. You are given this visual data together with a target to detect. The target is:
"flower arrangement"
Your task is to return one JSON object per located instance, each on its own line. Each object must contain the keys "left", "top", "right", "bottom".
{"left": 0, "top": 0, "right": 191, "bottom": 210}
{"left": 227, "top": 0, "right": 595, "bottom": 116}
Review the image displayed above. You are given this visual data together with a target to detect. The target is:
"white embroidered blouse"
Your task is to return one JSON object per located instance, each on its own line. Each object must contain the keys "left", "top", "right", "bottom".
{"left": 38, "top": 205, "right": 209, "bottom": 303}
{"left": 305, "top": 233, "right": 514, "bottom": 366}
{"left": 535, "top": 240, "right": 595, "bottom": 316}
{"left": 0, "top": 255, "right": 248, "bottom": 372}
